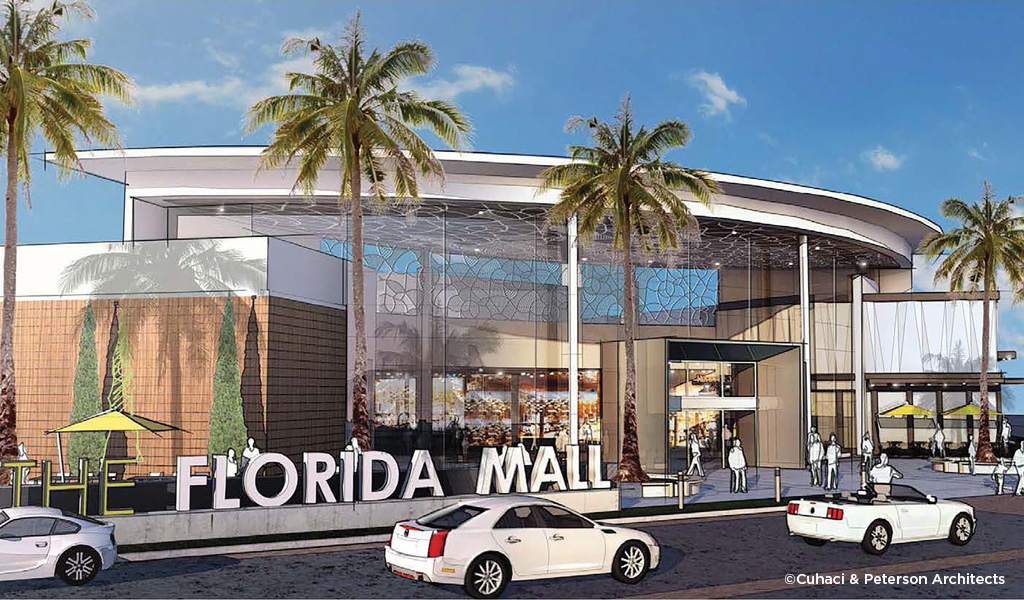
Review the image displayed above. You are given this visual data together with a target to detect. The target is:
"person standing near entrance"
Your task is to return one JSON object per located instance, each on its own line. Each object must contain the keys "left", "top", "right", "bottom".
{"left": 930, "top": 423, "right": 946, "bottom": 458}
{"left": 860, "top": 433, "right": 873, "bottom": 473}
{"left": 1001, "top": 419, "right": 1013, "bottom": 456}
{"left": 968, "top": 435, "right": 977, "bottom": 475}
{"left": 807, "top": 427, "right": 823, "bottom": 486}
{"left": 1013, "top": 441, "right": 1024, "bottom": 496}
{"left": 825, "top": 433, "right": 841, "bottom": 490}
{"left": 728, "top": 438, "right": 748, "bottom": 493}
{"left": 686, "top": 433, "right": 705, "bottom": 478}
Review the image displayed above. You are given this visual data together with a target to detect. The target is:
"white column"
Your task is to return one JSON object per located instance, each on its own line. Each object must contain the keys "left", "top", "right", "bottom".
{"left": 799, "top": 236, "right": 812, "bottom": 438}
{"left": 852, "top": 274, "right": 865, "bottom": 446}
{"left": 568, "top": 214, "right": 580, "bottom": 445}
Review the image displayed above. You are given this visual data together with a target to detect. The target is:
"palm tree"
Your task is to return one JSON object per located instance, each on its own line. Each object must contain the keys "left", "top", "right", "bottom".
{"left": 0, "top": 0, "right": 131, "bottom": 476}
{"left": 244, "top": 13, "right": 471, "bottom": 450}
{"left": 539, "top": 97, "right": 718, "bottom": 481}
{"left": 919, "top": 181, "right": 1024, "bottom": 463}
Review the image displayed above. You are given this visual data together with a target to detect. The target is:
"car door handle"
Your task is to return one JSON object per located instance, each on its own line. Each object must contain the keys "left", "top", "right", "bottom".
{"left": 506, "top": 536, "right": 521, "bottom": 544}
{"left": 551, "top": 534, "right": 564, "bottom": 541}
{"left": 35, "top": 542, "right": 47, "bottom": 548}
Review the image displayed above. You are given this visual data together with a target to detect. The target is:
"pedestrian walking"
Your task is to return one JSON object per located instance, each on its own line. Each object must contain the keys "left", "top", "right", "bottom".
{"left": 728, "top": 438, "right": 748, "bottom": 493}
{"left": 825, "top": 433, "right": 841, "bottom": 490}
{"left": 686, "top": 434, "right": 705, "bottom": 478}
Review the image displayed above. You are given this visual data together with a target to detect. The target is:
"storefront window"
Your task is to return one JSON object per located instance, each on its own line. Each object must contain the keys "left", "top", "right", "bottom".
{"left": 518, "top": 372, "right": 569, "bottom": 449}
{"left": 465, "top": 373, "right": 513, "bottom": 449}
{"left": 373, "top": 373, "right": 416, "bottom": 428}
{"left": 579, "top": 370, "right": 602, "bottom": 444}
{"left": 723, "top": 363, "right": 755, "bottom": 397}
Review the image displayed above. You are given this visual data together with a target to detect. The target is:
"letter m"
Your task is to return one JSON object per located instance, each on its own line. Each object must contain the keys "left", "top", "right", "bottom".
{"left": 475, "top": 447, "right": 528, "bottom": 494}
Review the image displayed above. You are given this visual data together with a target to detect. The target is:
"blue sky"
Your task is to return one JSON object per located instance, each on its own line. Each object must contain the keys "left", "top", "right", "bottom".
{"left": 15, "top": 0, "right": 1024, "bottom": 379}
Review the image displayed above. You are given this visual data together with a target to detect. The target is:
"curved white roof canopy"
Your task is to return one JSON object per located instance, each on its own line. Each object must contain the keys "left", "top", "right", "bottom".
{"left": 55, "top": 147, "right": 940, "bottom": 268}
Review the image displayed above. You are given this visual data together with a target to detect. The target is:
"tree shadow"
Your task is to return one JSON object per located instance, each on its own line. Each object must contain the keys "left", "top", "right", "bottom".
{"left": 59, "top": 240, "right": 266, "bottom": 471}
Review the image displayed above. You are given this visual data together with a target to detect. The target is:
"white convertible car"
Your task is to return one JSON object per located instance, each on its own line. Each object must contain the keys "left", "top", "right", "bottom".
{"left": 0, "top": 507, "right": 117, "bottom": 585}
{"left": 384, "top": 495, "right": 660, "bottom": 599}
{"left": 787, "top": 483, "right": 976, "bottom": 555}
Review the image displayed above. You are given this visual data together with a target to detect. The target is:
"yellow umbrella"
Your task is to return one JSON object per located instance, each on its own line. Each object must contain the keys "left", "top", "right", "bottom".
{"left": 879, "top": 403, "right": 935, "bottom": 417}
{"left": 942, "top": 403, "right": 1002, "bottom": 417}
{"left": 48, "top": 409, "right": 184, "bottom": 435}
{"left": 46, "top": 409, "right": 185, "bottom": 482}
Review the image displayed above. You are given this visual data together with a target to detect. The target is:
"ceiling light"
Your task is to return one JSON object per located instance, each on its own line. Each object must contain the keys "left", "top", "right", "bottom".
{"left": 814, "top": 246, "right": 821, "bottom": 251}
{"left": 714, "top": 262, "right": 721, "bottom": 267}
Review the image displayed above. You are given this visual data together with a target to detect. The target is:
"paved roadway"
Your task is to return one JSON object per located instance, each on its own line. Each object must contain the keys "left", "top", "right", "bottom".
{"left": 3, "top": 495, "right": 1024, "bottom": 599}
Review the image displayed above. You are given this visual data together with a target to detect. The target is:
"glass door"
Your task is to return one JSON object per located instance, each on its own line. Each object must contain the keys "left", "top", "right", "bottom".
{"left": 667, "top": 409, "right": 722, "bottom": 475}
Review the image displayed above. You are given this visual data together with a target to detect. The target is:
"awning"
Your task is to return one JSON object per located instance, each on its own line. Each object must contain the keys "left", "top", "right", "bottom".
{"left": 879, "top": 404, "right": 935, "bottom": 417}
{"left": 47, "top": 409, "right": 185, "bottom": 435}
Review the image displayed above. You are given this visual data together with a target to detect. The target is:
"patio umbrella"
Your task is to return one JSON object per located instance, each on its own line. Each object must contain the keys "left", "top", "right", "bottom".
{"left": 46, "top": 409, "right": 186, "bottom": 482}
{"left": 879, "top": 403, "right": 935, "bottom": 418}
{"left": 942, "top": 403, "right": 1002, "bottom": 417}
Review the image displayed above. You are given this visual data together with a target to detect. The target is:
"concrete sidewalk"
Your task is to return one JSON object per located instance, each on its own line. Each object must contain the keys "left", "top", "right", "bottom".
{"left": 621, "top": 457, "right": 1009, "bottom": 509}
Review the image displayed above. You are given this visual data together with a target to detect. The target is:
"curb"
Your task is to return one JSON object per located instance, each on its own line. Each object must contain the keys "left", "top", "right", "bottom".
{"left": 120, "top": 504, "right": 786, "bottom": 562}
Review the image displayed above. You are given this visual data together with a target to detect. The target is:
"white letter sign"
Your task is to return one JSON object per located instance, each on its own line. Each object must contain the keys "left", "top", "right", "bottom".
{"left": 175, "top": 455, "right": 208, "bottom": 511}
{"left": 243, "top": 452, "right": 298, "bottom": 507}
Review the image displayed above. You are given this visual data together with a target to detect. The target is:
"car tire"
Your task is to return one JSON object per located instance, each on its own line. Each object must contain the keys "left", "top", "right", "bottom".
{"left": 861, "top": 520, "right": 892, "bottom": 555}
{"left": 949, "top": 513, "right": 975, "bottom": 546}
{"left": 56, "top": 546, "right": 101, "bottom": 586}
{"left": 611, "top": 540, "right": 650, "bottom": 584}
{"left": 802, "top": 537, "right": 827, "bottom": 546}
{"left": 463, "top": 553, "right": 510, "bottom": 599}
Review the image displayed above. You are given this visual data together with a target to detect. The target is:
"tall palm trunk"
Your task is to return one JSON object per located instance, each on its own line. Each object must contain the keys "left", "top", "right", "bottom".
{"left": 348, "top": 144, "right": 371, "bottom": 449}
{"left": 614, "top": 204, "right": 649, "bottom": 482}
{"left": 978, "top": 270, "right": 995, "bottom": 462}
{"left": 0, "top": 116, "right": 18, "bottom": 482}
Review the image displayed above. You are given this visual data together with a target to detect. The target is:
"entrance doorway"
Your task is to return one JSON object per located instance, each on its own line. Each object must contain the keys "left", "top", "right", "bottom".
{"left": 667, "top": 409, "right": 757, "bottom": 475}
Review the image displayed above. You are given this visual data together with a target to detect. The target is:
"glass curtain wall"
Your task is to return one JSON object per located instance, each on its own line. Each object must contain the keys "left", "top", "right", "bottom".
{"left": 810, "top": 253, "right": 856, "bottom": 449}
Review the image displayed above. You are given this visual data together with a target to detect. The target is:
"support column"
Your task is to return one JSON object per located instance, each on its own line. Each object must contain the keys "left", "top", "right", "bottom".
{"left": 568, "top": 214, "right": 580, "bottom": 445}
{"left": 852, "top": 275, "right": 865, "bottom": 448}
{"left": 799, "top": 236, "right": 812, "bottom": 446}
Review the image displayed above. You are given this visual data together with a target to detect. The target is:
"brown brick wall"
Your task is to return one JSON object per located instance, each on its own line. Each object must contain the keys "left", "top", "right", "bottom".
{"left": 8, "top": 294, "right": 346, "bottom": 477}
{"left": 265, "top": 297, "right": 347, "bottom": 462}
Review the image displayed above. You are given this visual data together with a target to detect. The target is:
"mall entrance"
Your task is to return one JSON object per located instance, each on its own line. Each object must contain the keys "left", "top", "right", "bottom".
{"left": 668, "top": 409, "right": 757, "bottom": 475}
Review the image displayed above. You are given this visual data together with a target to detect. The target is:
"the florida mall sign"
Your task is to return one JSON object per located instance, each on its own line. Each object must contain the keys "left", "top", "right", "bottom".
{"left": 0, "top": 444, "right": 610, "bottom": 515}
{"left": 176, "top": 444, "right": 611, "bottom": 511}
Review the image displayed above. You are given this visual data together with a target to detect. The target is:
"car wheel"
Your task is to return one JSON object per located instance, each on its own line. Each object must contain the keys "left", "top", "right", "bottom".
{"left": 949, "top": 513, "right": 974, "bottom": 546}
{"left": 56, "top": 546, "right": 101, "bottom": 586}
{"left": 611, "top": 541, "right": 650, "bottom": 584}
{"left": 861, "top": 520, "right": 892, "bottom": 555}
{"left": 463, "top": 553, "right": 510, "bottom": 599}
{"left": 802, "top": 536, "right": 827, "bottom": 546}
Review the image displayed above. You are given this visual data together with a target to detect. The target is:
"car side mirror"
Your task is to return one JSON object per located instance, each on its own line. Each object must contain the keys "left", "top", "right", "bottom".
{"left": 927, "top": 494, "right": 937, "bottom": 504}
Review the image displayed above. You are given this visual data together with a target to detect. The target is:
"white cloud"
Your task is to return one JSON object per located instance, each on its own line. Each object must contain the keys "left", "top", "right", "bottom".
{"left": 862, "top": 145, "right": 905, "bottom": 172}
{"left": 686, "top": 70, "right": 745, "bottom": 119}
{"left": 756, "top": 131, "right": 777, "bottom": 146}
{"left": 408, "top": 64, "right": 515, "bottom": 100}
{"left": 203, "top": 39, "right": 241, "bottom": 71}
{"left": 135, "top": 56, "right": 313, "bottom": 109}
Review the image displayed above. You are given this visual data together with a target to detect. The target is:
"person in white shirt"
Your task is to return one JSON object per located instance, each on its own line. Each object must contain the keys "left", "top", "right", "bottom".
{"left": 825, "top": 434, "right": 841, "bottom": 490}
{"left": 860, "top": 433, "right": 873, "bottom": 473}
{"left": 226, "top": 448, "right": 239, "bottom": 477}
{"left": 1001, "top": 420, "right": 1013, "bottom": 456}
{"left": 1013, "top": 441, "right": 1024, "bottom": 496}
{"left": 869, "top": 453, "right": 903, "bottom": 485}
{"left": 807, "top": 427, "right": 823, "bottom": 486}
{"left": 967, "top": 435, "right": 977, "bottom": 475}
{"left": 992, "top": 457, "right": 1008, "bottom": 495}
{"left": 931, "top": 424, "right": 946, "bottom": 459}
{"left": 686, "top": 434, "right": 704, "bottom": 478}
{"left": 242, "top": 437, "right": 262, "bottom": 471}
{"left": 728, "top": 438, "right": 748, "bottom": 493}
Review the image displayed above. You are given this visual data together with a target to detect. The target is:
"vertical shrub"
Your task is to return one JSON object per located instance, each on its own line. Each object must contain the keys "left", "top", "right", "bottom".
{"left": 67, "top": 305, "right": 105, "bottom": 475}
{"left": 208, "top": 298, "right": 248, "bottom": 456}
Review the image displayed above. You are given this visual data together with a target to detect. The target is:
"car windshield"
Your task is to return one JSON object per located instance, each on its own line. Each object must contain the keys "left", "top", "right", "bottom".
{"left": 889, "top": 484, "right": 929, "bottom": 502}
{"left": 417, "top": 505, "right": 486, "bottom": 529}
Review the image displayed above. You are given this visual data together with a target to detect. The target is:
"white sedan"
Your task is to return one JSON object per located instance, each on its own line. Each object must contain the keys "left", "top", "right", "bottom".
{"left": 0, "top": 507, "right": 117, "bottom": 585}
{"left": 384, "top": 495, "right": 660, "bottom": 598}
{"left": 787, "top": 483, "right": 976, "bottom": 554}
